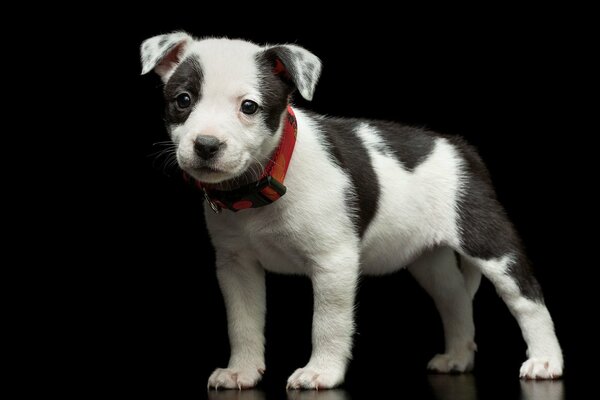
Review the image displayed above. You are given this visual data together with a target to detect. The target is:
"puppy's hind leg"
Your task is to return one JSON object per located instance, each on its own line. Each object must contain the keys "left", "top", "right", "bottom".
{"left": 461, "top": 251, "right": 563, "bottom": 379}
{"left": 453, "top": 143, "right": 563, "bottom": 379}
{"left": 453, "top": 142, "right": 563, "bottom": 379}
{"left": 408, "top": 247, "right": 478, "bottom": 373}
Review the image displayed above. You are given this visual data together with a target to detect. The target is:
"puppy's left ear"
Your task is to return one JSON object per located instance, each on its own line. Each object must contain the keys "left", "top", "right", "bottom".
{"left": 263, "top": 44, "right": 322, "bottom": 101}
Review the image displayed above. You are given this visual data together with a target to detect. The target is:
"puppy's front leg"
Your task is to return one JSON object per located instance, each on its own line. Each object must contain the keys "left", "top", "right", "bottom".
{"left": 287, "top": 249, "right": 358, "bottom": 390}
{"left": 208, "top": 253, "right": 265, "bottom": 390}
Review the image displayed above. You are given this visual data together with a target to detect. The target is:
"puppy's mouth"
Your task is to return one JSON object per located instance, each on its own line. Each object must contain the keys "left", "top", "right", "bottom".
{"left": 187, "top": 164, "right": 229, "bottom": 181}
{"left": 183, "top": 162, "right": 241, "bottom": 184}
{"left": 177, "top": 153, "right": 251, "bottom": 184}
{"left": 196, "top": 165, "right": 225, "bottom": 174}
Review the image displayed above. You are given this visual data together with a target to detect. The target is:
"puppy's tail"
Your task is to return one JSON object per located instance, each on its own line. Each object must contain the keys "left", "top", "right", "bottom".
{"left": 457, "top": 253, "right": 482, "bottom": 299}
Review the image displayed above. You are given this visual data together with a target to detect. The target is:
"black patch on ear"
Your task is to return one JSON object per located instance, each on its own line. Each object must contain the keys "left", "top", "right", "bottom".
{"left": 255, "top": 50, "right": 295, "bottom": 133}
{"left": 302, "top": 70, "right": 313, "bottom": 90}
{"left": 313, "top": 116, "right": 380, "bottom": 237}
{"left": 163, "top": 57, "right": 203, "bottom": 126}
{"left": 305, "top": 62, "right": 315, "bottom": 75}
{"left": 262, "top": 47, "right": 302, "bottom": 94}
{"left": 158, "top": 37, "right": 169, "bottom": 47}
{"left": 450, "top": 137, "right": 543, "bottom": 301}
{"left": 369, "top": 121, "right": 435, "bottom": 171}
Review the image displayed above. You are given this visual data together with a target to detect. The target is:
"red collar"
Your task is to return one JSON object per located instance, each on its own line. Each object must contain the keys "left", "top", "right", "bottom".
{"left": 185, "top": 106, "right": 298, "bottom": 213}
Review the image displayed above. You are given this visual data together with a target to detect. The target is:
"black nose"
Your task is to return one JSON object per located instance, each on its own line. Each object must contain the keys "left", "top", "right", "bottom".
{"left": 194, "top": 135, "right": 224, "bottom": 160}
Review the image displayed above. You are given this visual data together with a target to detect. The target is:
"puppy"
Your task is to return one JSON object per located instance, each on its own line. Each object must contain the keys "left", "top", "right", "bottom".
{"left": 141, "top": 32, "right": 563, "bottom": 389}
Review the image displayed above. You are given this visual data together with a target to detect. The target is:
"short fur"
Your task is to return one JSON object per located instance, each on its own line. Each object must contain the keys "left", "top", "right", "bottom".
{"left": 141, "top": 32, "right": 563, "bottom": 389}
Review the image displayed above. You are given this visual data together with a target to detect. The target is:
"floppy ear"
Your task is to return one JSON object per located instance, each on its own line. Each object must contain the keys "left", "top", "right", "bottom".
{"left": 263, "top": 44, "right": 322, "bottom": 101}
{"left": 140, "top": 32, "right": 193, "bottom": 82}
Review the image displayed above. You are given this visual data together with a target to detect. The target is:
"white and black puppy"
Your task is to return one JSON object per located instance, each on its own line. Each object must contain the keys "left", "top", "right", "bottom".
{"left": 141, "top": 32, "right": 563, "bottom": 390}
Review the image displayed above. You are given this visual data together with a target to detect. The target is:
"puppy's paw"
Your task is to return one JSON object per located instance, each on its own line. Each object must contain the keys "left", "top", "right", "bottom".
{"left": 519, "top": 358, "right": 563, "bottom": 380}
{"left": 286, "top": 365, "right": 344, "bottom": 390}
{"left": 208, "top": 366, "right": 264, "bottom": 390}
{"left": 427, "top": 351, "right": 474, "bottom": 373}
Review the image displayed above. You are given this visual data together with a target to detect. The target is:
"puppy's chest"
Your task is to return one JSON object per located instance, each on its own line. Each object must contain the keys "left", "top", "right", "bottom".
{"left": 208, "top": 209, "right": 311, "bottom": 274}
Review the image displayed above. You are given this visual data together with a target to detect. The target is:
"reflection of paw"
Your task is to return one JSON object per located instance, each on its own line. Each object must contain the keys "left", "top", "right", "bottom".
{"left": 287, "top": 389, "right": 350, "bottom": 400}
{"left": 427, "top": 351, "right": 474, "bottom": 373}
{"left": 207, "top": 389, "right": 267, "bottom": 400}
{"left": 207, "top": 367, "right": 264, "bottom": 390}
{"left": 286, "top": 366, "right": 344, "bottom": 390}
{"left": 519, "top": 358, "right": 563, "bottom": 380}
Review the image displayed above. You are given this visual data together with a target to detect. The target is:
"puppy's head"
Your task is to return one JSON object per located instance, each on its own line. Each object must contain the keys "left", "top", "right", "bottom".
{"left": 141, "top": 32, "right": 321, "bottom": 184}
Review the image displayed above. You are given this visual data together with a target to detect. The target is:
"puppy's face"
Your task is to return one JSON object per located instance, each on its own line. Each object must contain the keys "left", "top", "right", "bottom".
{"left": 141, "top": 33, "right": 321, "bottom": 184}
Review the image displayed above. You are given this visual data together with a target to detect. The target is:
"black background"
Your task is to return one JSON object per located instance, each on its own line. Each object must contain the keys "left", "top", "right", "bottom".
{"left": 84, "top": 9, "right": 595, "bottom": 400}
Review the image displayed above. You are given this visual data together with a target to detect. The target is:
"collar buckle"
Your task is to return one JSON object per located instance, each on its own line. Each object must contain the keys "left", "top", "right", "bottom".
{"left": 203, "top": 189, "right": 222, "bottom": 214}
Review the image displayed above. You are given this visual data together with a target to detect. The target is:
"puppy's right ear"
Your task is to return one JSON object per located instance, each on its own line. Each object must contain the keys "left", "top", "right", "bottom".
{"left": 140, "top": 32, "right": 193, "bottom": 82}
{"left": 262, "top": 44, "right": 322, "bottom": 101}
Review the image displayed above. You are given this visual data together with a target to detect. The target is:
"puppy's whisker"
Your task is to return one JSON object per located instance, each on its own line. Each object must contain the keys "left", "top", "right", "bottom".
{"left": 249, "top": 156, "right": 267, "bottom": 181}
{"left": 148, "top": 149, "right": 176, "bottom": 158}
{"left": 152, "top": 141, "right": 176, "bottom": 146}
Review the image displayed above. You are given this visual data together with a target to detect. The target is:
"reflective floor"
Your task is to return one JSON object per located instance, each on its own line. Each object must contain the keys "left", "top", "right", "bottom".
{"left": 204, "top": 375, "right": 565, "bottom": 400}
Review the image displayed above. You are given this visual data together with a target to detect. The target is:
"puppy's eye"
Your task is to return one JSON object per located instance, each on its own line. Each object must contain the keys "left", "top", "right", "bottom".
{"left": 176, "top": 93, "right": 192, "bottom": 109}
{"left": 240, "top": 100, "right": 259, "bottom": 115}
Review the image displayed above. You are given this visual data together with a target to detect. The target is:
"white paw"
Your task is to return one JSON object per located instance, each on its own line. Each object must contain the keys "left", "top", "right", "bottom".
{"left": 427, "top": 351, "right": 474, "bottom": 373}
{"left": 208, "top": 367, "right": 264, "bottom": 390}
{"left": 519, "top": 358, "right": 563, "bottom": 380}
{"left": 286, "top": 366, "right": 344, "bottom": 390}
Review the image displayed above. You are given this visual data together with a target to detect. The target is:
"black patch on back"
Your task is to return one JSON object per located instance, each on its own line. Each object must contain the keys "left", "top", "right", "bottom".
{"left": 163, "top": 57, "right": 203, "bottom": 126}
{"left": 450, "top": 137, "right": 543, "bottom": 300}
{"left": 313, "top": 116, "right": 380, "bottom": 237}
{"left": 310, "top": 115, "right": 440, "bottom": 236}
{"left": 255, "top": 50, "right": 296, "bottom": 133}
{"left": 369, "top": 121, "right": 435, "bottom": 171}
